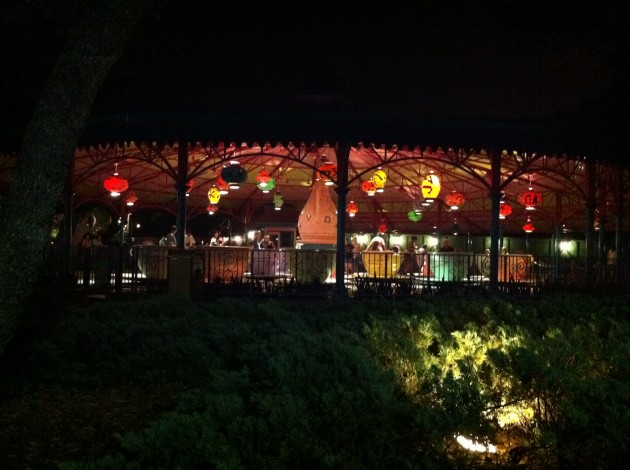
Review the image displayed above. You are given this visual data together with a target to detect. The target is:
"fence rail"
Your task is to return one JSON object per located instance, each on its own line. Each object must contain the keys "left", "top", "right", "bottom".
{"left": 41, "top": 245, "right": 629, "bottom": 299}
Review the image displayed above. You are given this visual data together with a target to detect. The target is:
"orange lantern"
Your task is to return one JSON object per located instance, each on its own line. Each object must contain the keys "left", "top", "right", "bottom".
{"left": 362, "top": 179, "right": 376, "bottom": 196}
{"left": 421, "top": 174, "right": 440, "bottom": 201}
{"left": 346, "top": 201, "right": 358, "bottom": 217}
{"left": 499, "top": 203, "right": 512, "bottom": 219}
{"left": 444, "top": 191, "right": 465, "bottom": 210}
{"left": 103, "top": 175, "right": 129, "bottom": 196}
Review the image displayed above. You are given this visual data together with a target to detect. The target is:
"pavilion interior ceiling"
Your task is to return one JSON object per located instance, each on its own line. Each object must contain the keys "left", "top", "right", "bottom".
{"left": 2, "top": 140, "right": 628, "bottom": 236}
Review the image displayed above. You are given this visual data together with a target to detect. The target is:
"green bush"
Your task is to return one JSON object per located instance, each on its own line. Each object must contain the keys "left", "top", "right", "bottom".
{"left": 10, "top": 294, "right": 629, "bottom": 468}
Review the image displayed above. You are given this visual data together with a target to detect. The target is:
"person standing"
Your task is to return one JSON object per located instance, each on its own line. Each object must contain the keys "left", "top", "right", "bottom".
{"left": 184, "top": 229, "right": 196, "bottom": 249}
{"left": 251, "top": 230, "right": 262, "bottom": 250}
{"left": 438, "top": 237, "right": 454, "bottom": 252}
{"left": 164, "top": 225, "right": 177, "bottom": 247}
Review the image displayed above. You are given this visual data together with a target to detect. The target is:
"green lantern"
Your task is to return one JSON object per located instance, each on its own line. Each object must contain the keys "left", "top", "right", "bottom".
{"left": 408, "top": 210, "right": 422, "bottom": 222}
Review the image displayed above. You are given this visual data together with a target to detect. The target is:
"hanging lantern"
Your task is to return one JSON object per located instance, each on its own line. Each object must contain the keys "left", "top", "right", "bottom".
{"left": 220, "top": 164, "right": 247, "bottom": 188}
{"left": 346, "top": 201, "right": 358, "bottom": 217}
{"left": 207, "top": 204, "right": 219, "bottom": 215}
{"left": 318, "top": 164, "right": 337, "bottom": 186}
{"left": 216, "top": 176, "right": 230, "bottom": 194}
{"left": 256, "top": 168, "right": 272, "bottom": 184}
{"left": 273, "top": 192, "right": 284, "bottom": 210}
{"left": 499, "top": 203, "right": 512, "bottom": 219}
{"left": 373, "top": 169, "right": 387, "bottom": 191}
{"left": 207, "top": 187, "right": 221, "bottom": 205}
{"left": 103, "top": 175, "right": 129, "bottom": 196}
{"left": 517, "top": 190, "right": 542, "bottom": 210}
{"left": 444, "top": 191, "right": 465, "bottom": 210}
{"left": 186, "top": 179, "right": 194, "bottom": 196}
{"left": 257, "top": 178, "right": 275, "bottom": 193}
{"left": 362, "top": 179, "right": 376, "bottom": 196}
{"left": 421, "top": 173, "right": 441, "bottom": 201}
{"left": 378, "top": 223, "right": 387, "bottom": 234}
{"left": 124, "top": 191, "right": 138, "bottom": 206}
{"left": 523, "top": 217, "right": 535, "bottom": 233}
{"left": 408, "top": 211, "right": 422, "bottom": 222}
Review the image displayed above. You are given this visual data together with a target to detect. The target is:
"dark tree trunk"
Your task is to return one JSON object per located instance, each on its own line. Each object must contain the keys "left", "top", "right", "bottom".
{"left": 0, "top": 0, "right": 152, "bottom": 355}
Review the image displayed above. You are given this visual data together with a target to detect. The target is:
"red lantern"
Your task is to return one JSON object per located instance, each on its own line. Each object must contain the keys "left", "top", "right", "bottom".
{"left": 318, "top": 164, "right": 337, "bottom": 185}
{"left": 103, "top": 176, "right": 129, "bottom": 196}
{"left": 346, "top": 201, "right": 358, "bottom": 217}
{"left": 378, "top": 223, "right": 387, "bottom": 234}
{"left": 499, "top": 203, "right": 512, "bottom": 219}
{"left": 124, "top": 191, "right": 138, "bottom": 206}
{"left": 217, "top": 176, "right": 230, "bottom": 194}
{"left": 444, "top": 191, "right": 465, "bottom": 209}
{"left": 362, "top": 179, "right": 376, "bottom": 196}
{"left": 523, "top": 218, "right": 535, "bottom": 233}
{"left": 517, "top": 190, "right": 542, "bottom": 210}
{"left": 207, "top": 204, "right": 219, "bottom": 215}
{"left": 256, "top": 168, "right": 272, "bottom": 184}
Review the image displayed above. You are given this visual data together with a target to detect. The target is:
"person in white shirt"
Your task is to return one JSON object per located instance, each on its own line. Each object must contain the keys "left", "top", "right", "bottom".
{"left": 185, "top": 229, "right": 196, "bottom": 249}
{"left": 210, "top": 231, "right": 223, "bottom": 246}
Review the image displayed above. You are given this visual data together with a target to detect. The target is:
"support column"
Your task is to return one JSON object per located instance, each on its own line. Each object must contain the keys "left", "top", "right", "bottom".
{"left": 488, "top": 151, "right": 501, "bottom": 295}
{"left": 176, "top": 141, "right": 189, "bottom": 249}
{"left": 585, "top": 161, "right": 596, "bottom": 285}
{"left": 335, "top": 142, "right": 350, "bottom": 299}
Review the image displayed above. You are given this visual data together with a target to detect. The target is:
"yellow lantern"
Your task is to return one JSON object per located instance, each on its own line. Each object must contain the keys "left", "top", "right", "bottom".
{"left": 373, "top": 169, "right": 387, "bottom": 189}
{"left": 421, "top": 174, "right": 441, "bottom": 201}
{"left": 207, "top": 187, "right": 221, "bottom": 204}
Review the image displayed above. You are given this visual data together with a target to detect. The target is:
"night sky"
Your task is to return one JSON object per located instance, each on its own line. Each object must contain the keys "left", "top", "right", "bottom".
{"left": 1, "top": 1, "right": 628, "bottom": 156}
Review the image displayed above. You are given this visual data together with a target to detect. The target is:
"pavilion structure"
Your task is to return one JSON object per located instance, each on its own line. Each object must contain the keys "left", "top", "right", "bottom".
{"left": 1, "top": 113, "right": 627, "bottom": 296}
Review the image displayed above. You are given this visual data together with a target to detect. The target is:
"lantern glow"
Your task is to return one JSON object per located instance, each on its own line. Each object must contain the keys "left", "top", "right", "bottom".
{"left": 421, "top": 174, "right": 441, "bottom": 201}
{"left": 445, "top": 191, "right": 465, "bottom": 210}
{"left": 346, "top": 201, "right": 358, "bottom": 217}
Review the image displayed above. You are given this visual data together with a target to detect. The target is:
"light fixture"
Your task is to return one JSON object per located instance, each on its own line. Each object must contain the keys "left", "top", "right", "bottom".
{"left": 273, "top": 192, "right": 284, "bottom": 210}
{"left": 220, "top": 163, "right": 247, "bottom": 189}
{"left": 318, "top": 163, "right": 337, "bottom": 186}
{"left": 518, "top": 175, "right": 542, "bottom": 210}
{"left": 499, "top": 203, "right": 512, "bottom": 219}
{"left": 445, "top": 190, "right": 465, "bottom": 210}
{"left": 408, "top": 211, "right": 422, "bottom": 222}
{"left": 124, "top": 191, "right": 138, "bottom": 206}
{"left": 103, "top": 163, "right": 129, "bottom": 197}
{"left": 207, "top": 204, "right": 218, "bottom": 215}
{"left": 362, "top": 179, "right": 376, "bottom": 196}
{"left": 207, "top": 187, "right": 221, "bottom": 205}
{"left": 373, "top": 169, "right": 387, "bottom": 193}
{"left": 216, "top": 175, "right": 230, "bottom": 195}
{"left": 346, "top": 201, "right": 358, "bottom": 217}
{"left": 421, "top": 172, "right": 440, "bottom": 202}
{"left": 523, "top": 216, "right": 535, "bottom": 233}
{"left": 257, "top": 178, "right": 275, "bottom": 193}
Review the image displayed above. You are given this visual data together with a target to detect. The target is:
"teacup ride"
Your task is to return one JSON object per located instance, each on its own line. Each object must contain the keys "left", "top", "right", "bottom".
{"left": 361, "top": 250, "right": 400, "bottom": 278}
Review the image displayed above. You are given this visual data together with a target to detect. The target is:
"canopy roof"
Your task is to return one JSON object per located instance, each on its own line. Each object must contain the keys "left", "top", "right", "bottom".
{"left": 1, "top": 112, "right": 626, "bottom": 237}
{"left": 60, "top": 139, "right": 624, "bottom": 236}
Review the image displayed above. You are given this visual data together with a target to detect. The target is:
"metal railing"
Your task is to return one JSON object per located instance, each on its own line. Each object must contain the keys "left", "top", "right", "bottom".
{"left": 42, "top": 244, "right": 629, "bottom": 298}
